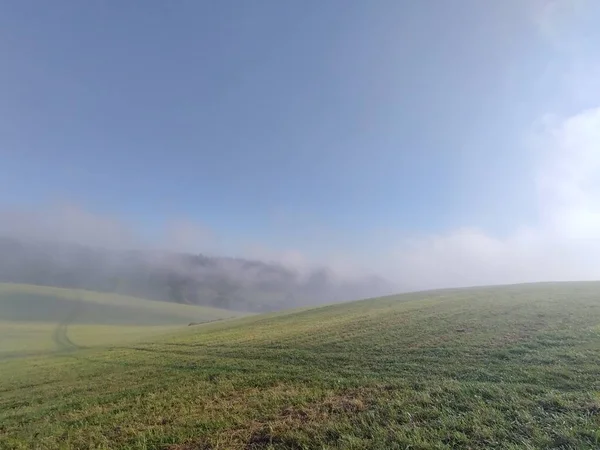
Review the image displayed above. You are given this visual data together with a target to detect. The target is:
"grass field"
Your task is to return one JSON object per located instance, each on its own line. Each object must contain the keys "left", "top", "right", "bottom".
{"left": 0, "top": 283, "right": 245, "bottom": 359}
{"left": 2, "top": 282, "right": 600, "bottom": 449}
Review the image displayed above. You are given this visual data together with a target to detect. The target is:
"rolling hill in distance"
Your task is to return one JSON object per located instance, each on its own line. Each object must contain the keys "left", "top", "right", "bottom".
{"left": 0, "top": 283, "right": 245, "bottom": 359}
{"left": 2, "top": 282, "right": 600, "bottom": 448}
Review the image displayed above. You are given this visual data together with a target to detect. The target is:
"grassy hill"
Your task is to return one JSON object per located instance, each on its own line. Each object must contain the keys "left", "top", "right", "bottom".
{"left": 2, "top": 282, "right": 600, "bottom": 448}
{"left": 0, "top": 283, "right": 245, "bottom": 358}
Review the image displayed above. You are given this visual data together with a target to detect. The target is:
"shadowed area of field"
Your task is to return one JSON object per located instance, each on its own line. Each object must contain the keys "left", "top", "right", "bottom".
{"left": 1, "top": 282, "right": 600, "bottom": 449}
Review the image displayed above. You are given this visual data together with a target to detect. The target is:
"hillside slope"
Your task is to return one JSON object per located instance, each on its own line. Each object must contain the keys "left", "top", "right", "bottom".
{"left": 2, "top": 282, "right": 600, "bottom": 448}
{"left": 0, "top": 283, "right": 245, "bottom": 358}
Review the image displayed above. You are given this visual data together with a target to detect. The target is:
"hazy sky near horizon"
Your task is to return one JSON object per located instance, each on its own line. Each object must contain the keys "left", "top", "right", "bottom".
{"left": 1, "top": 1, "right": 600, "bottom": 289}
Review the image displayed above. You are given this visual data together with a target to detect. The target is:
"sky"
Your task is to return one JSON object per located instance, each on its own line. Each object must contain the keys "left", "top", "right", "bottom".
{"left": 1, "top": 0, "right": 600, "bottom": 289}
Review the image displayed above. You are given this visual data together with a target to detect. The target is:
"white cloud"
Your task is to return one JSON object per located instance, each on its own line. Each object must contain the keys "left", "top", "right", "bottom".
{"left": 535, "top": 108, "right": 600, "bottom": 237}
{"left": 365, "top": 1, "right": 600, "bottom": 291}
{"left": 2, "top": 114, "right": 600, "bottom": 292}
{"left": 379, "top": 107, "right": 600, "bottom": 290}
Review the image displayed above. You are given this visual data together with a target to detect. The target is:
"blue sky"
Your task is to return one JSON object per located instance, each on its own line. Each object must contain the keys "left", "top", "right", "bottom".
{"left": 2, "top": 1, "right": 600, "bottom": 287}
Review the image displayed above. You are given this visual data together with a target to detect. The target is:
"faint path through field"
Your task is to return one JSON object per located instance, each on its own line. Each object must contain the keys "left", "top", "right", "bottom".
{"left": 51, "top": 300, "right": 85, "bottom": 352}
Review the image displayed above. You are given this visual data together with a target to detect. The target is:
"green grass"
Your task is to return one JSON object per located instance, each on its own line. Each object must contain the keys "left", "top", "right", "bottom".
{"left": 1, "top": 282, "right": 600, "bottom": 449}
{"left": 0, "top": 283, "right": 245, "bottom": 358}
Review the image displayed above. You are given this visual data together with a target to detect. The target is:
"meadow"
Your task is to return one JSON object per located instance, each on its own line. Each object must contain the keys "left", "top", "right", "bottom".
{"left": 1, "top": 282, "right": 600, "bottom": 449}
{"left": 0, "top": 283, "right": 244, "bottom": 359}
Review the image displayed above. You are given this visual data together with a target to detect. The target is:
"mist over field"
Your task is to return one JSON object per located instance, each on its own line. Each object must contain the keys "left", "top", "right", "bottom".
{"left": 3, "top": 105, "right": 600, "bottom": 312}
{"left": 0, "top": 231, "right": 392, "bottom": 312}
{"left": 3, "top": 108, "right": 600, "bottom": 314}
